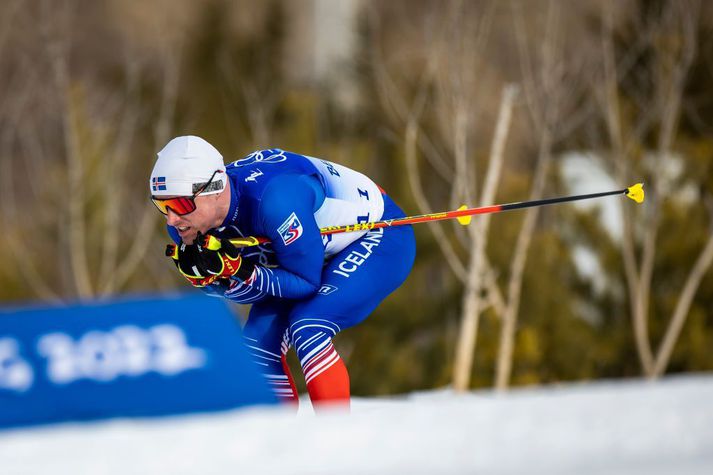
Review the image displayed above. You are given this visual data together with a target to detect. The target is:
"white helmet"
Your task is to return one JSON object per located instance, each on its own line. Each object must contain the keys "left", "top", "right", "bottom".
{"left": 150, "top": 135, "right": 226, "bottom": 197}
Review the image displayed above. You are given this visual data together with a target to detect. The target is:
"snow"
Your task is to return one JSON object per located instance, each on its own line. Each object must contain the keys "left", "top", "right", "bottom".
{"left": 2, "top": 374, "right": 712, "bottom": 475}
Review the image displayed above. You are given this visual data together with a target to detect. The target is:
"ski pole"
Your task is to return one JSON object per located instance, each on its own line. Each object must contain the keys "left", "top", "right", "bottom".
{"left": 226, "top": 183, "right": 645, "bottom": 249}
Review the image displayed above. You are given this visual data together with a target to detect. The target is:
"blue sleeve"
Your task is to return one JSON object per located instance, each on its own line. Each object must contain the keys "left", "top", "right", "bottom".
{"left": 237, "top": 174, "right": 324, "bottom": 300}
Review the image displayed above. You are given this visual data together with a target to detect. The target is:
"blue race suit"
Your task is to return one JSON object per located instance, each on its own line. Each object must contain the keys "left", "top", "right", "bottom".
{"left": 167, "top": 149, "right": 416, "bottom": 399}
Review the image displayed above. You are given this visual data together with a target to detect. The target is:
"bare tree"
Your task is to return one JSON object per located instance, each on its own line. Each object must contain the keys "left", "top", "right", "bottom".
{"left": 595, "top": 0, "right": 713, "bottom": 378}
{"left": 368, "top": 0, "right": 597, "bottom": 391}
{"left": 368, "top": 0, "right": 516, "bottom": 391}
{"left": 217, "top": 47, "right": 281, "bottom": 149}
{"left": 494, "top": 0, "right": 596, "bottom": 390}
{"left": 0, "top": 0, "right": 183, "bottom": 301}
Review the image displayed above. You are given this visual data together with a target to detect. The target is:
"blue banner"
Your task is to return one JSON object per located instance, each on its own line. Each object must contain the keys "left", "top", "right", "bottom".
{"left": 0, "top": 294, "right": 276, "bottom": 429}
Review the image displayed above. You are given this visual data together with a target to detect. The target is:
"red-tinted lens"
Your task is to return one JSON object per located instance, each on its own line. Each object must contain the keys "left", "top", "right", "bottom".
{"left": 151, "top": 196, "right": 197, "bottom": 216}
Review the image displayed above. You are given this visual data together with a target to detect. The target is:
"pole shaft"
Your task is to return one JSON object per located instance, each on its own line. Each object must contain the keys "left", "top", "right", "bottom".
{"left": 319, "top": 188, "right": 627, "bottom": 235}
{"left": 230, "top": 187, "right": 630, "bottom": 247}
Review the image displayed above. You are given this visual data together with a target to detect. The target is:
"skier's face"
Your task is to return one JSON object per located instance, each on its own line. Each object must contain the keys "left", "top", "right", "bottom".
{"left": 164, "top": 192, "right": 224, "bottom": 244}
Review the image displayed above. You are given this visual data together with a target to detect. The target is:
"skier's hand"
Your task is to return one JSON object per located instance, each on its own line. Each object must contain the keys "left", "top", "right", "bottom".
{"left": 165, "top": 242, "right": 218, "bottom": 287}
{"left": 195, "top": 232, "right": 256, "bottom": 282}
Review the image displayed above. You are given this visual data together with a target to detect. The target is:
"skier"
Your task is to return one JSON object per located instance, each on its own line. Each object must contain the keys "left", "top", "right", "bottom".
{"left": 149, "top": 136, "right": 416, "bottom": 409}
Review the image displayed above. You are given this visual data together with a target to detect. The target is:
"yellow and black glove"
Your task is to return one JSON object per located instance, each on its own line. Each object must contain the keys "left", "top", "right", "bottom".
{"left": 166, "top": 233, "right": 255, "bottom": 288}
{"left": 196, "top": 232, "right": 255, "bottom": 281}
{"left": 165, "top": 242, "right": 218, "bottom": 287}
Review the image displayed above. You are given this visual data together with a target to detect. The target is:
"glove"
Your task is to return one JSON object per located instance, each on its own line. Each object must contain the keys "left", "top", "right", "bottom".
{"left": 196, "top": 232, "right": 256, "bottom": 282}
{"left": 165, "top": 242, "right": 217, "bottom": 287}
{"left": 166, "top": 233, "right": 257, "bottom": 288}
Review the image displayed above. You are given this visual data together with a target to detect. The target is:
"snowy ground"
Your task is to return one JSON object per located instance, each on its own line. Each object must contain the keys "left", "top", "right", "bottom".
{"left": 2, "top": 374, "right": 712, "bottom": 475}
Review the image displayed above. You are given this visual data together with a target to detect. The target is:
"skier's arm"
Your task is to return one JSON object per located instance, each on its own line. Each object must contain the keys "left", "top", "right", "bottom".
{"left": 165, "top": 174, "right": 324, "bottom": 302}
{"left": 166, "top": 225, "right": 258, "bottom": 301}
{"left": 243, "top": 174, "right": 324, "bottom": 300}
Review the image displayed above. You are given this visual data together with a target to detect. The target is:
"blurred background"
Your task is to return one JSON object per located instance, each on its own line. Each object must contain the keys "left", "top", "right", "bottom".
{"left": 1, "top": 0, "right": 712, "bottom": 397}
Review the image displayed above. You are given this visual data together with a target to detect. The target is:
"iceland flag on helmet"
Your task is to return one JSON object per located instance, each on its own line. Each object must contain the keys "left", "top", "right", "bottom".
{"left": 278, "top": 212, "right": 303, "bottom": 246}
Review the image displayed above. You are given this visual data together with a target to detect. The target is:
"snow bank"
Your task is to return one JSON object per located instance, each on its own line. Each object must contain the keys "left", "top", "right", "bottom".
{"left": 2, "top": 374, "right": 712, "bottom": 475}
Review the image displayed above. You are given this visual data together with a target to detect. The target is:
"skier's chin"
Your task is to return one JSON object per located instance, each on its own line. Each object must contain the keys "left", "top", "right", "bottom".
{"left": 178, "top": 227, "right": 196, "bottom": 244}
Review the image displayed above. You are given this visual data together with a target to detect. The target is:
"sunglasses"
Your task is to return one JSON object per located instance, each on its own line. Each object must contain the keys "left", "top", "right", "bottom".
{"left": 151, "top": 170, "right": 222, "bottom": 216}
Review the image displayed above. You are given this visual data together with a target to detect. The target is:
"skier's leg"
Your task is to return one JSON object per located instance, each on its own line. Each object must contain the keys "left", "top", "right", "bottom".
{"left": 289, "top": 317, "right": 349, "bottom": 408}
{"left": 243, "top": 299, "right": 298, "bottom": 404}
{"left": 289, "top": 195, "right": 417, "bottom": 409}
